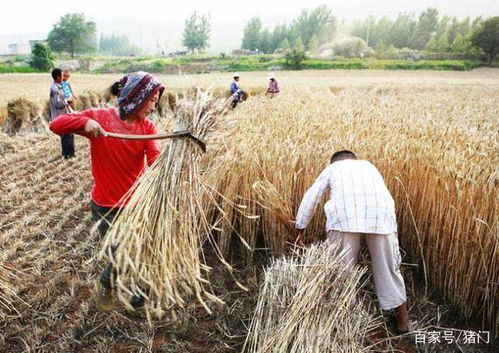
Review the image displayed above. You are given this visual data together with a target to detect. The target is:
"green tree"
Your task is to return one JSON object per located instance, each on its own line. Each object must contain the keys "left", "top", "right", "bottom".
{"left": 458, "top": 17, "right": 472, "bottom": 36}
{"left": 471, "top": 16, "right": 499, "bottom": 64}
{"left": 436, "top": 15, "right": 451, "bottom": 39}
{"left": 375, "top": 39, "right": 386, "bottom": 53}
{"left": 182, "top": 12, "right": 211, "bottom": 53}
{"left": 352, "top": 16, "right": 393, "bottom": 48}
{"left": 183, "top": 14, "right": 198, "bottom": 53}
{"left": 197, "top": 14, "right": 211, "bottom": 52}
{"left": 412, "top": 8, "right": 439, "bottom": 50}
{"left": 308, "top": 34, "right": 320, "bottom": 51}
{"left": 241, "top": 17, "right": 262, "bottom": 51}
{"left": 271, "top": 24, "right": 288, "bottom": 52}
{"left": 436, "top": 33, "right": 450, "bottom": 53}
{"left": 351, "top": 18, "right": 371, "bottom": 45}
{"left": 259, "top": 28, "right": 272, "bottom": 53}
{"left": 385, "top": 44, "right": 398, "bottom": 59}
{"left": 451, "top": 33, "right": 468, "bottom": 54}
{"left": 29, "top": 43, "right": 54, "bottom": 71}
{"left": 279, "top": 38, "right": 291, "bottom": 51}
{"left": 99, "top": 33, "right": 140, "bottom": 55}
{"left": 284, "top": 49, "right": 307, "bottom": 69}
{"left": 425, "top": 36, "right": 437, "bottom": 52}
{"left": 290, "top": 5, "right": 336, "bottom": 47}
{"left": 471, "top": 17, "right": 483, "bottom": 31}
{"left": 294, "top": 37, "right": 305, "bottom": 52}
{"left": 47, "top": 13, "right": 97, "bottom": 58}
{"left": 388, "top": 13, "right": 417, "bottom": 48}
{"left": 447, "top": 17, "right": 460, "bottom": 44}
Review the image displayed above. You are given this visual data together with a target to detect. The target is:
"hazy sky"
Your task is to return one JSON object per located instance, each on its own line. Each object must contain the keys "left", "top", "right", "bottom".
{"left": 1, "top": 0, "right": 498, "bottom": 53}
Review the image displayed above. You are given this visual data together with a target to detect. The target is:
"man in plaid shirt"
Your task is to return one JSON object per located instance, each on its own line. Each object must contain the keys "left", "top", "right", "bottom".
{"left": 295, "top": 150, "right": 409, "bottom": 333}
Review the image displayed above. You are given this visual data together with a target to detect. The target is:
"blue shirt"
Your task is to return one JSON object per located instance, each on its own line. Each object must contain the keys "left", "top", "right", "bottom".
{"left": 230, "top": 81, "right": 242, "bottom": 101}
{"left": 61, "top": 81, "right": 73, "bottom": 100}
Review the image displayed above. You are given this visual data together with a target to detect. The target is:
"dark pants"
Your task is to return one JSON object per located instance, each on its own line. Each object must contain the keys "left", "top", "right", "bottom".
{"left": 91, "top": 201, "right": 145, "bottom": 308}
{"left": 61, "top": 134, "right": 75, "bottom": 158}
{"left": 90, "top": 200, "right": 119, "bottom": 238}
{"left": 91, "top": 201, "right": 119, "bottom": 290}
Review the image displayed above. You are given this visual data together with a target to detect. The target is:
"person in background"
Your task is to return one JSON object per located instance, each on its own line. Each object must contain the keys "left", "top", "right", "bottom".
{"left": 50, "top": 68, "right": 75, "bottom": 159}
{"left": 230, "top": 73, "right": 245, "bottom": 108}
{"left": 49, "top": 71, "right": 165, "bottom": 313}
{"left": 265, "top": 73, "right": 280, "bottom": 98}
{"left": 294, "top": 150, "right": 409, "bottom": 334}
{"left": 61, "top": 69, "right": 77, "bottom": 109}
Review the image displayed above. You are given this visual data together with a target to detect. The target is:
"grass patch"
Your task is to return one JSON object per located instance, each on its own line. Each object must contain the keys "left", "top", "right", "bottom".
{"left": 0, "top": 66, "right": 42, "bottom": 74}
{"left": 303, "top": 59, "right": 479, "bottom": 71}
{"left": 2, "top": 55, "right": 477, "bottom": 74}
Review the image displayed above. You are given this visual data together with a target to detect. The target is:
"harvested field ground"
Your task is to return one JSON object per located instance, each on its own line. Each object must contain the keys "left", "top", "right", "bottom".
{"left": 0, "top": 70, "right": 498, "bottom": 353}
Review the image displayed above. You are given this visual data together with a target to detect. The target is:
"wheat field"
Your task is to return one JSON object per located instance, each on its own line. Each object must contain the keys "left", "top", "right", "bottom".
{"left": 0, "top": 69, "right": 498, "bottom": 352}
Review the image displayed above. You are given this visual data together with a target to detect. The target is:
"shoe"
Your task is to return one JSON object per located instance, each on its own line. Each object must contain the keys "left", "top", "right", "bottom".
{"left": 130, "top": 295, "right": 145, "bottom": 309}
{"left": 95, "top": 280, "right": 114, "bottom": 312}
{"left": 125, "top": 295, "right": 145, "bottom": 317}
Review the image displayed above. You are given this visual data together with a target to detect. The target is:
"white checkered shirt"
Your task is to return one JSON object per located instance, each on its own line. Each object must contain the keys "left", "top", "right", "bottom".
{"left": 295, "top": 160, "right": 397, "bottom": 234}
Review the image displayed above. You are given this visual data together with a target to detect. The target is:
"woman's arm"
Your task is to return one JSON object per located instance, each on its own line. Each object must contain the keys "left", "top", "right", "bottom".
{"left": 49, "top": 109, "right": 106, "bottom": 138}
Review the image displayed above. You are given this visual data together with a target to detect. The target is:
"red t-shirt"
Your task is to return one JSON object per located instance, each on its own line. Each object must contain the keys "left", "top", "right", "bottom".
{"left": 49, "top": 108, "right": 160, "bottom": 208}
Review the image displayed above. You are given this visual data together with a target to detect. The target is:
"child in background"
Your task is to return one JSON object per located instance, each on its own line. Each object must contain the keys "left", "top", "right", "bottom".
{"left": 50, "top": 68, "right": 75, "bottom": 159}
{"left": 61, "top": 69, "right": 76, "bottom": 109}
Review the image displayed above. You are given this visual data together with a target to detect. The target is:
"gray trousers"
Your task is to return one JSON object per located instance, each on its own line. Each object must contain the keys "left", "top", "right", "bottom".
{"left": 327, "top": 231, "right": 407, "bottom": 310}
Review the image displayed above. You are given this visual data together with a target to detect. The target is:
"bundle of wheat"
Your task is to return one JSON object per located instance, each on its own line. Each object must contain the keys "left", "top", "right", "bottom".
{"left": 42, "top": 100, "right": 51, "bottom": 122}
{"left": 75, "top": 93, "right": 91, "bottom": 110}
{"left": 76, "top": 91, "right": 104, "bottom": 110}
{"left": 242, "top": 243, "right": 381, "bottom": 353}
{"left": 102, "top": 88, "right": 234, "bottom": 319}
{"left": 156, "top": 91, "right": 177, "bottom": 117}
{"left": 2, "top": 98, "right": 46, "bottom": 135}
{"left": 88, "top": 91, "right": 103, "bottom": 107}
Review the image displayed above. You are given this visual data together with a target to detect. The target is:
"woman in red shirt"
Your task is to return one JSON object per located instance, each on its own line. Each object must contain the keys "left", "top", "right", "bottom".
{"left": 50, "top": 71, "right": 165, "bottom": 313}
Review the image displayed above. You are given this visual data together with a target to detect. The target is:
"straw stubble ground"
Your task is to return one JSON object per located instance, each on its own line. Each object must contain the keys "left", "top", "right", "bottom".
{"left": 0, "top": 70, "right": 498, "bottom": 352}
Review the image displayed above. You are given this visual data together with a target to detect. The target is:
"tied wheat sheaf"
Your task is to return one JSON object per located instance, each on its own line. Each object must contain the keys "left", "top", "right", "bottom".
{"left": 101, "top": 89, "right": 234, "bottom": 318}
{"left": 242, "top": 243, "right": 381, "bottom": 353}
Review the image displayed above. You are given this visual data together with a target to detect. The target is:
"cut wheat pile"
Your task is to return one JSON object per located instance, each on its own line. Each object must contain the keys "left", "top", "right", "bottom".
{"left": 243, "top": 243, "right": 381, "bottom": 353}
{"left": 102, "top": 89, "right": 234, "bottom": 319}
{"left": 2, "top": 98, "right": 46, "bottom": 135}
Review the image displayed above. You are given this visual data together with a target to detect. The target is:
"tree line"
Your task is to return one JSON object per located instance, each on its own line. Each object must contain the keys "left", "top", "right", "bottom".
{"left": 28, "top": 9, "right": 499, "bottom": 71}
{"left": 241, "top": 5, "right": 335, "bottom": 53}
{"left": 351, "top": 9, "right": 483, "bottom": 55}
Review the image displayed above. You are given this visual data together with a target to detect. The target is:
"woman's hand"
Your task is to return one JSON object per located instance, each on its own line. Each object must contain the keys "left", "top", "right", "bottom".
{"left": 84, "top": 119, "right": 107, "bottom": 138}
